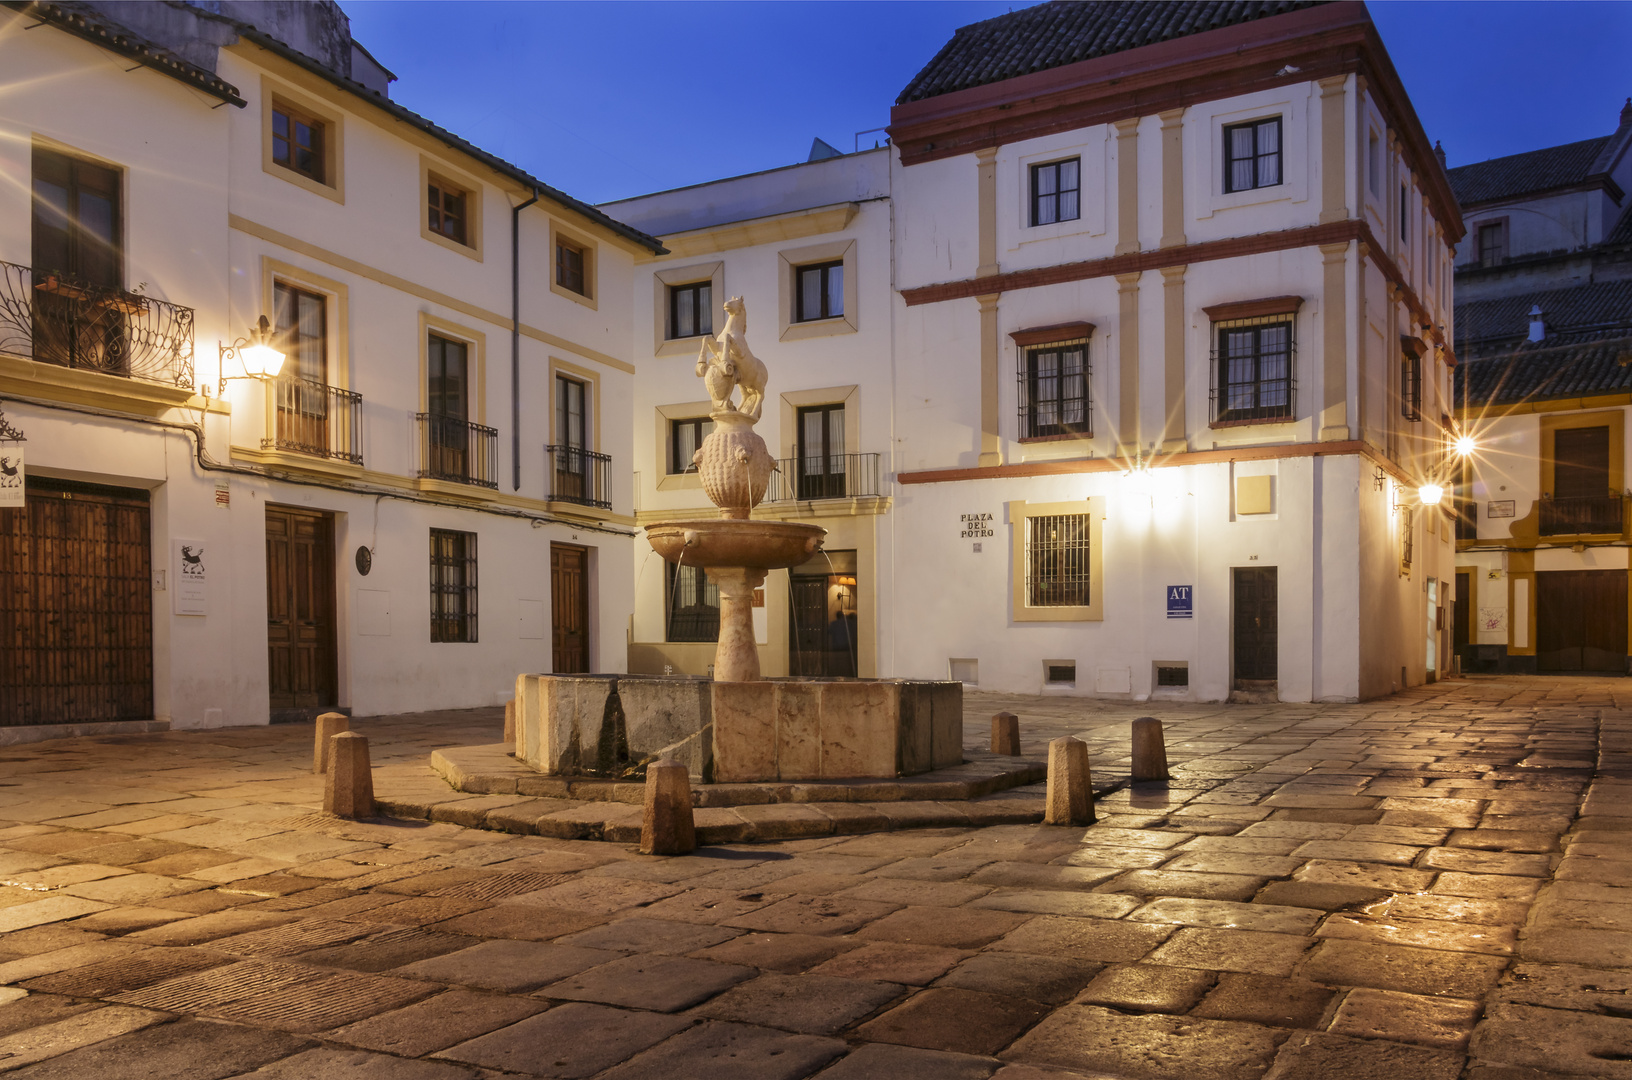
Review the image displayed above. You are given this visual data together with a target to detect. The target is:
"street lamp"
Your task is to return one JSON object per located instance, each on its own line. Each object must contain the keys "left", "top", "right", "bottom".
{"left": 218, "top": 315, "right": 286, "bottom": 395}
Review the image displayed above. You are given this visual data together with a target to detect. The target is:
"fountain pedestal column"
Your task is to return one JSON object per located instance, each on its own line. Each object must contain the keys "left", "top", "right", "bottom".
{"left": 706, "top": 567, "right": 767, "bottom": 683}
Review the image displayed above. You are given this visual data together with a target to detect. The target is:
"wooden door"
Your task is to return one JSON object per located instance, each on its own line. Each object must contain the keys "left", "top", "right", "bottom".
{"left": 551, "top": 543, "right": 589, "bottom": 673}
{"left": 0, "top": 478, "right": 152, "bottom": 726}
{"left": 788, "top": 576, "right": 826, "bottom": 676}
{"left": 1233, "top": 566, "right": 1278, "bottom": 685}
{"left": 265, "top": 507, "right": 336, "bottom": 711}
{"left": 1537, "top": 569, "right": 1628, "bottom": 673}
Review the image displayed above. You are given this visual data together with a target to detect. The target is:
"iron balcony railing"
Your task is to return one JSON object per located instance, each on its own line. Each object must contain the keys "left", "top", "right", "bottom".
{"left": 266, "top": 375, "right": 362, "bottom": 464}
{"left": 765, "top": 452, "right": 882, "bottom": 502}
{"left": 415, "top": 413, "right": 498, "bottom": 489}
{"left": 0, "top": 260, "right": 194, "bottom": 388}
{"left": 546, "top": 444, "right": 612, "bottom": 509}
{"left": 1540, "top": 494, "right": 1624, "bottom": 536}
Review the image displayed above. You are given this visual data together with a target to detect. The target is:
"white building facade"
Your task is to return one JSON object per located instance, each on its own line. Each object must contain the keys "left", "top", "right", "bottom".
{"left": 883, "top": 2, "right": 1464, "bottom": 702}
{"left": 0, "top": 2, "right": 658, "bottom": 738}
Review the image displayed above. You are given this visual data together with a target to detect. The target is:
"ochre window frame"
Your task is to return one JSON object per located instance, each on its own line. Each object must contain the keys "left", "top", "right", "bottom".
{"left": 261, "top": 77, "right": 344, "bottom": 203}
{"left": 549, "top": 221, "right": 597, "bottom": 309}
{"left": 652, "top": 262, "right": 724, "bottom": 356}
{"left": 1009, "top": 498, "right": 1105, "bottom": 623}
{"left": 419, "top": 155, "right": 483, "bottom": 261}
{"left": 777, "top": 239, "right": 857, "bottom": 341}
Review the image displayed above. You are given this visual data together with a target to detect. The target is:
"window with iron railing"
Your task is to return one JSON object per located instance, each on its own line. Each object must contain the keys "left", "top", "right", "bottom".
{"left": 1018, "top": 339, "right": 1090, "bottom": 439}
{"left": 546, "top": 444, "right": 611, "bottom": 509}
{"left": 764, "top": 453, "right": 881, "bottom": 503}
{"left": 667, "top": 563, "right": 719, "bottom": 643}
{"left": 1212, "top": 317, "right": 1294, "bottom": 424}
{"left": 0, "top": 261, "right": 194, "bottom": 387}
{"left": 430, "top": 528, "right": 478, "bottom": 643}
{"left": 1026, "top": 513, "right": 1091, "bottom": 608}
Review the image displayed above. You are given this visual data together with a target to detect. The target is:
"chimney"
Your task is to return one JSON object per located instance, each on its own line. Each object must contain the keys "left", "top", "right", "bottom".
{"left": 1529, "top": 305, "right": 1547, "bottom": 343}
{"left": 1434, "top": 140, "right": 1447, "bottom": 169}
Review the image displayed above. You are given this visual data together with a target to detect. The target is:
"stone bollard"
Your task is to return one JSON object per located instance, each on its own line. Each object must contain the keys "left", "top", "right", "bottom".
{"left": 503, "top": 698, "right": 517, "bottom": 754}
{"left": 325, "top": 732, "right": 375, "bottom": 819}
{"left": 1044, "top": 736, "right": 1094, "bottom": 826}
{"left": 991, "top": 712, "right": 1021, "bottom": 756}
{"left": 640, "top": 758, "right": 696, "bottom": 856}
{"left": 1131, "top": 716, "right": 1171, "bottom": 782}
{"left": 312, "top": 712, "right": 349, "bottom": 774}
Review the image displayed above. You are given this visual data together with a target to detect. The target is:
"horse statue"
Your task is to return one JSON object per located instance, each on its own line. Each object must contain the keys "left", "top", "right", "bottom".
{"left": 696, "top": 296, "right": 767, "bottom": 422}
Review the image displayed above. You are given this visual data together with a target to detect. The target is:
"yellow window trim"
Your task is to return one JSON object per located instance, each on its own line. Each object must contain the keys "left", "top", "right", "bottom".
{"left": 549, "top": 220, "right": 598, "bottom": 309}
{"left": 260, "top": 257, "right": 350, "bottom": 390}
{"left": 652, "top": 261, "right": 724, "bottom": 357}
{"left": 548, "top": 356, "right": 601, "bottom": 453}
{"left": 260, "top": 75, "right": 344, "bottom": 203}
{"left": 419, "top": 155, "right": 484, "bottom": 262}
{"left": 228, "top": 214, "right": 634, "bottom": 374}
{"left": 419, "top": 311, "right": 486, "bottom": 426}
{"left": 1009, "top": 498, "right": 1105, "bottom": 622}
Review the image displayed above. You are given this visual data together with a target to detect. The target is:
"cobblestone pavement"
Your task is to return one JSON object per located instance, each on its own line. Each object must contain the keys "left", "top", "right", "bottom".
{"left": 0, "top": 676, "right": 1627, "bottom": 1079}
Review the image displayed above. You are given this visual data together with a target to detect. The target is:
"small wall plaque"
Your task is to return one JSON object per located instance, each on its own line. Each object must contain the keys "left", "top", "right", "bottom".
{"left": 1487, "top": 500, "right": 1515, "bottom": 519}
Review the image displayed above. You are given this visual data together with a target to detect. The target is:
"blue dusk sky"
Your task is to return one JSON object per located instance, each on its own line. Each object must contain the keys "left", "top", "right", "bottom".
{"left": 342, "top": 1, "right": 1632, "bottom": 206}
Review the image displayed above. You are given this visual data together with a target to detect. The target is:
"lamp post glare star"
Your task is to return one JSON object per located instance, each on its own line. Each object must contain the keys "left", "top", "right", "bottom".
{"left": 218, "top": 315, "right": 286, "bottom": 395}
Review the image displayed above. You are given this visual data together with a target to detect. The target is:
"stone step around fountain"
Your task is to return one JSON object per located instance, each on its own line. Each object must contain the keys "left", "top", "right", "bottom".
{"left": 405, "top": 745, "right": 1050, "bottom": 843}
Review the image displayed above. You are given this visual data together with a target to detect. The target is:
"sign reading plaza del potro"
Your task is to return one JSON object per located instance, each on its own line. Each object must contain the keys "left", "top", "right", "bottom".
{"left": 960, "top": 512, "right": 994, "bottom": 539}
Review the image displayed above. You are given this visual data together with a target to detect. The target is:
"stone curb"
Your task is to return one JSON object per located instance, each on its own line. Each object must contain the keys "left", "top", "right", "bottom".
{"left": 429, "top": 744, "right": 1048, "bottom": 806}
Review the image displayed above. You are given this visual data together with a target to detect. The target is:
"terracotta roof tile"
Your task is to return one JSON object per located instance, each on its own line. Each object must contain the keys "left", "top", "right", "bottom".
{"left": 896, "top": 0, "right": 1325, "bottom": 104}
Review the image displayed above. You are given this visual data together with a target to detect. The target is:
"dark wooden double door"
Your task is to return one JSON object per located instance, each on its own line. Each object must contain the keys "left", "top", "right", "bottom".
{"left": 0, "top": 478, "right": 153, "bottom": 726}
{"left": 1537, "top": 569, "right": 1627, "bottom": 674}
{"left": 265, "top": 507, "right": 337, "bottom": 712}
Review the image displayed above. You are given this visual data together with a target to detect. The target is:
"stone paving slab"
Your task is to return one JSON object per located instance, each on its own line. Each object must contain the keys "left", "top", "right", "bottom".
{"left": 0, "top": 679, "right": 1625, "bottom": 1076}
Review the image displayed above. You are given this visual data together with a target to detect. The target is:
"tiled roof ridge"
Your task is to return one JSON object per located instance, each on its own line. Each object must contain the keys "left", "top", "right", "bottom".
{"left": 896, "top": 0, "right": 1327, "bottom": 104}
{"left": 1448, "top": 135, "right": 1614, "bottom": 206}
{"left": 5, "top": 0, "right": 246, "bottom": 106}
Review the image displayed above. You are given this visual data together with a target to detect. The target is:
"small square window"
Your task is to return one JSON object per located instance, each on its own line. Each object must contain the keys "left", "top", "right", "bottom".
{"left": 1030, "top": 158, "right": 1080, "bottom": 226}
{"left": 670, "top": 417, "right": 714, "bottom": 474}
{"left": 1223, "top": 117, "right": 1281, "bottom": 193}
{"left": 1045, "top": 661, "right": 1077, "bottom": 685}
{"left": 428, "top": 179, "right": 468, "bottom": 245}
{"left": 669, "top": 281, "right": 712, "bottom": 339}
{"left": 430, "top": 528, "right": 478, "bottom": 643}
{"left": 1156, "top": 664, "right": 1189, "bottom": 687}
{"left": 556, "top": 240, "right": 587, "bottom": 296}
{"left": 272, "top": 103, "right": 326, "bottom": 183}
{"left": 795, "top": 261, "right": 843, "bottom": 322}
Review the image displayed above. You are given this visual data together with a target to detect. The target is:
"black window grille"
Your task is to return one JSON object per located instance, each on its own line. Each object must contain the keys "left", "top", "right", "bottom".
{"left": 669, "top": 281, "right": 712, "bottom": 339}
{"left": 1212, "top": 317, "right": 1294, "bottom": 423}
{"left": 1399, "top": 506, "right": 1414, "bottom": 574}
{"left": 1223, "top": 117, "right": 1282, "bottom": 193}
{"left": 1045, "top": 663, "right": 1077, "bottom": 684}
{"left": 1400, "top": 184, "right": 1409, "bottom": 242}
{"left": 1026, "top": 513, "right": 1091, "bottom": 608}
{"left": 667, "top": 563, "right": 719, "bottom": 642}
{"left": 1401, "top": 351, "right": 1422, "bottom": 421}
{"left": 1019, "top": 339, "right": 1091, "bottom": 438}
{"left": 430, "top": 529, "right": 478, "bottom": 643}
{"left": 795, "top": 261, "right": 843, "bottom": 322}
{"left": 670, "top": 417, "right": 714, "bottom": 474}
{"left": 1156, "top": 665, "right": 1189, "bottom": 687}
{"left": 1030, "top": 158, "right": 1080, "bottom": 226}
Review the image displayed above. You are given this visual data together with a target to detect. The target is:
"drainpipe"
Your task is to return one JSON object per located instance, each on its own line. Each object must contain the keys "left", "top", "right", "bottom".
{"left": 512, "top": 186, "right": 540, "bottom": 492}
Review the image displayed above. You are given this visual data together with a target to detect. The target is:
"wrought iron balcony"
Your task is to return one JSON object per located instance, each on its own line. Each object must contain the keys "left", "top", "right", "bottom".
{"left": 1540, "top": 494, "right": 1624, "bottom": 536}
{"left": 546, "top": 444, "right": 612, "bottom": 509}
{"left": 415, "top": 413, "right": 498, "bottom": 489}
{"left": 765, "top": 452, "right": 882, "bottom": 502}
{"left": 0, "top": 260, "right": 194, "bottom": 387}
{"left": 265, "top": 375, "right": 362, "bottom": 464}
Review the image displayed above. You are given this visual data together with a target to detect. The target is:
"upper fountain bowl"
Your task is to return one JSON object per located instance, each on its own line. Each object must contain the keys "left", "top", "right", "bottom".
{"left": 645, "top": 519, "right": 826, "bottom": 572}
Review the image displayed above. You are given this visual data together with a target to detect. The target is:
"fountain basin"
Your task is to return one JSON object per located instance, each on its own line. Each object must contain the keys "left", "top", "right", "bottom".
{"left": 645, "top": 519, "right": 825, "bottom": 571}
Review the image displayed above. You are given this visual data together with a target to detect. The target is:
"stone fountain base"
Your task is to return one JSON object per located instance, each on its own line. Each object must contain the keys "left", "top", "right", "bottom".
{"left": 512, "top": 673, "right": 965, "bottom": 784}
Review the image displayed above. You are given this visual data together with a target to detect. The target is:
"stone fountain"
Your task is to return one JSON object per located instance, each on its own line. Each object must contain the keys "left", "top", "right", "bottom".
{"left": 510, "top": 298, "right": 964, "bottom": 784}
{"left": 644, "top": 295, "right": 826, "bottom": 683}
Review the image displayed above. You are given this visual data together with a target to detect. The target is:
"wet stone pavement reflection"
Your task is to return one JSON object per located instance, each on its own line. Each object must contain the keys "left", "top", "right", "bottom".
{"left": 0, "top": 675, "right": 1627, "bottom": 1079}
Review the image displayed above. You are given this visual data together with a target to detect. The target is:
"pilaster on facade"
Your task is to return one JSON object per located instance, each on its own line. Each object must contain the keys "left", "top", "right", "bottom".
{"left": 1159, "top": 265, "right": 1188, "bottom": 453}
{"left": 977, "top": 292, "right": 1004, "bottom": 467}
{"left": 1114, "top": 118, "right": 1141, "bottom": 257}
{"left": 1319, "top": 241, "right": 1353, "bottom": 441}
{"left": 975, "top": 147, "right": 1000, "bottom": 279}
{"left": 1158, "top": 109, "right": 1187, "bottom": 250}
{"left": 1115, "top": 271, "right": 1142, "bottom": 456}
{"left": 1318, "top": 75, "right": 1351, "bottom": 225}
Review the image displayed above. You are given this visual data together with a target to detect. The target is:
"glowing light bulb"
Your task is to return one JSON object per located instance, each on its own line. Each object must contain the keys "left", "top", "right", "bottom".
{"left": 1418, "top": 483, "right": 1445, "bottom": 506}
{"left": 1454, "top": 435, "right": 1476, "bottom": 457}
